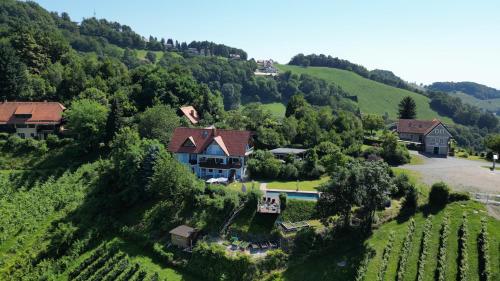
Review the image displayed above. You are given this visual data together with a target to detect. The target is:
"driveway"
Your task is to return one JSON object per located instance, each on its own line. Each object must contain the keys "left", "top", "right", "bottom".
{"left": 401, "top": 151, "right": 500, "bottom": 194}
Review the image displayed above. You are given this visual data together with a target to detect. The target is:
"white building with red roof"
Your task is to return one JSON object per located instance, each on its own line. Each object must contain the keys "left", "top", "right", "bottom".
{"left": 0, "top": 101, "right": 65, "bottom": 139}
{"left": 396, "top": 119, "right": 452, "bottom": 156}
{"left": 168, "top": 127, "right": 253, "bottom": 180}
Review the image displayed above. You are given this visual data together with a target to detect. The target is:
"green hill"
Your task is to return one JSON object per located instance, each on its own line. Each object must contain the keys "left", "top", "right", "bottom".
{"left": 451, "top": 92, "right": 500, "bottom": 114}
{"left": 277, "top": 65, "right": 454, "bottom": 124}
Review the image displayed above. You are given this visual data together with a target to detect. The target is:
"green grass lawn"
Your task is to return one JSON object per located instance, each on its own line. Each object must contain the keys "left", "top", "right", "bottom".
{"left": 409, "top": 153, "right": 424, "bottom": 165}
{"left": 265, "top": 177, "right": 329, "bottom": 191}
{"left": 136, "top": 50, "right": 165, "bottom": 62}
{"left": 260, "top": 102, "right": 286, "bottom": 118}
{"left": 227, "top": 181, "right": 260, "bottom": 193}
{"left": 276, "top": 64, "right": 455, "bottom": 124}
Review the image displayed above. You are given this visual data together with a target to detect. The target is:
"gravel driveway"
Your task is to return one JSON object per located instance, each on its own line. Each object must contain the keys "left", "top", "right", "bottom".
{"left": 401, "top": 151, "right": 500, "bottom": 194}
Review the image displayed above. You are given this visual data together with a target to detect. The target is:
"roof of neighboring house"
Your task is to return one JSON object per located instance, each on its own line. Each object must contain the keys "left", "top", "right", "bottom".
{"left": 169, "top": 225, "right": 196, "bottom": 238}
{"left": 396, "top": 119, "right": 442, "bottom": 135}
{"left": 168, "top": 127, "right": 252, "bottom": 156}
{"left": 179, "top": 106, "right": 200, "bottom": 124}
{"left": 0, "top": 101, "right": 65, "bottom": 125}
{"left": 269, "top": 148, "right": 308, "bottom": 155}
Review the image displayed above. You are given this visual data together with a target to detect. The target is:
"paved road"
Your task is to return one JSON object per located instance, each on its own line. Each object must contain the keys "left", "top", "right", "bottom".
{"left": 402, "top": 151, "right": 500, "bottom": 194}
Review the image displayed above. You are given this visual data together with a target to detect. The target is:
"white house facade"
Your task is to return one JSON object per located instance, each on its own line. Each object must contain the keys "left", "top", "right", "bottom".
{"left": 397, "top": 119, "right": 452, "bottom": 156}
{"left": 168, "top": 127, "right": 253, "bottom": 180}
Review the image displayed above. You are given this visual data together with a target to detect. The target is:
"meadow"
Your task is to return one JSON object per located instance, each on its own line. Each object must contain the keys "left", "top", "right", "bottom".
{"left": 276, "top": 65, "right": 455, "bottom": 124}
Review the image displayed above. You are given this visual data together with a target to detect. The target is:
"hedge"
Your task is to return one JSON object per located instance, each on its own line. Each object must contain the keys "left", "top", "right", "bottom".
{"left": 396, "top": 218, "right": 416, "bottom": 281}
{"left": 416, "top": 215, "right": 433, "bottom": 281}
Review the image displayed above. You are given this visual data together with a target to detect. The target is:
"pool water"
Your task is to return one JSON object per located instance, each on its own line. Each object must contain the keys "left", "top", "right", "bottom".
{"left": 266, "top": 191, "right": 319, "bottom": 201}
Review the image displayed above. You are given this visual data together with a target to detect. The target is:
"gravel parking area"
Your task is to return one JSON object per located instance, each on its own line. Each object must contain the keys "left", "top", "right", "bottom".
{"left": 402, "top": 151, "right": 500, "bottom": 194}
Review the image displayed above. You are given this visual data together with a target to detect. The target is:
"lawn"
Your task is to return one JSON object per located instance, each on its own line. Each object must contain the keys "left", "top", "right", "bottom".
{"left": 265, "top": 177, "right": 329, "bottom": 191}
{"left": 453, "top": 91, "right": 500, "bottom": 113}
{"left": 227, "top": 181, "right": 260, "bottom": 193}
{"left": 260, "top": 102, "right": 286, "bottom": 118}
{"left": 135, "top": 49, "right": 165, "bottom": 62}
{"left": 276, "top": 64, "right": 455, "bottom": 124}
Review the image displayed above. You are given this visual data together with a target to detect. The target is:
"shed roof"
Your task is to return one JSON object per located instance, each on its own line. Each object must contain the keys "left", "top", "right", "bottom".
{"left": 269, "top": 148, "right": 308, "bottom": 155}
{"left": 169, "top": 225, "right": 196, "bottom": 238}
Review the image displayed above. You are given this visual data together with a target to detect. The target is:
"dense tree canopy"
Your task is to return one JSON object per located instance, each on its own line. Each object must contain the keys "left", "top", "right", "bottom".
{"left": 398, "top": 96, "right": 417, "bottom": 119}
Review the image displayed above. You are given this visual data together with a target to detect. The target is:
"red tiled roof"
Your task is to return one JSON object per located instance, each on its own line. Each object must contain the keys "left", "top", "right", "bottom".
{"left": 397, "top": 119, "right": 441, "bottom": 135}
{"left": 168, "top": 127, "right": 252, "bottom": 156}
{"left": 0, "top": 102, "right": 65, "bottom": 125}
{"left": 179, "top": 106, "right": 199, "bottom": 124}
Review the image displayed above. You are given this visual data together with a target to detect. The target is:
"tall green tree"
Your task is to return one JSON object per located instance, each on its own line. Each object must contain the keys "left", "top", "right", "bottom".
{"left": 485, "top": 134, "right": 500, "bottom": 154}
{"left": 285, "top": 94, "right": 307, "bottom": 117}
{"left": 0, "top": 43, "right": 27, "bottom": 100}
{"left": 137, "top": 104, "right": 180, "bottom": 146}
{"left": 64, "top": 99, "right": 109, "bottom": 150}
{"left": 362, "top": 114, "right": 385, "bottom": 135}
{"left": 398, "top": 96, "right": 417, "bottom": 119}
{"left": 104, "top": 97, "right": 125, "bottom": 143}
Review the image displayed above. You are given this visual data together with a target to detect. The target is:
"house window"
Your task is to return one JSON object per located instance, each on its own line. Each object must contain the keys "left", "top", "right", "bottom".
{"left": 208, "top": 169, "right": 213, "bottom": 173}
{"left": 18, "top": 133, "right": 25, "bottom": 139}
{"left": 30, "top": 133, "right": 36, "bottom": 138}
{"left": 218, "top": 170, "right": 222, "bottom": 174}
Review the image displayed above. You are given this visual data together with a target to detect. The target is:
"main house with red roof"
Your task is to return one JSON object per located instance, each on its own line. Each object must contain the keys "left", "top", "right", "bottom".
{"left": 168, "top": 127, "right": 253, "bottom": 180}
{"left": 397, "top": 119, "right": 452, "bottom": 156}
{"left": 0, "top": 101, "right": 66, "bottom": 139}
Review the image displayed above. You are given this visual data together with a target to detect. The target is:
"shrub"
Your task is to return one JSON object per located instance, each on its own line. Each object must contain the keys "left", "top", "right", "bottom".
{"left": 259, "top": 249, "right": 288, "bottom": 272}
{"left": 279, "top": 192, "right": 287, "bottom": 211}
{"left": 396, "top": 219, "right": 416, "bottom": 281}
{"left": 153, "top": 242, "right": 174, "bottom": 264}
{"left": 402, "top": 185, "right": 418, "bottom": 212}
{"left": 416, "top": 215, "right": 433, "bottom": 281}
{"left": 449, "top": 192, "right": 470, "bottom": 202}
{"left": 429, "top": 182, "right": 450, "bottom": 207}
{"left": 46, "top": 134, "right": 61, "bottom": 148}
{"left": 280, "top": 199, "right": 316, "bottom": 222}
{"left": 478, "top": 217, "right": 491, "bottom": 281}
{"left": 280, "top": 163, "right": 299, "bottom": 180}
{"left": 391, "top": 173, "right": 413, "bottom": 198}
{"left": 377, "top": 231, "right": 395, "bottom": 281}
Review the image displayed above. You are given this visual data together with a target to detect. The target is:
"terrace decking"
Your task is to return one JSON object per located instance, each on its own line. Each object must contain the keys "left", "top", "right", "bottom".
{"left": 257, "top": 196, "right": 281, "bottom": 214}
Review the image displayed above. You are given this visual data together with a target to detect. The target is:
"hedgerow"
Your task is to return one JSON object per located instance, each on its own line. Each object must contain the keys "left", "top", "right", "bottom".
{"left": 102, "top": 257, "right": 129, "bottom": 281}
{"left": 68, "top": 243, "right": 107, "bottom": 279}
{"left": 416, "top": 215, "right": 433, "bottom": 281}
{"left": 88, "top": 251, "right": 126, "bottom": 281}
{"left": 478, "top": 217, "right": 491, "bottom": 281}
{"left": 115, "top": 263, "right": 140, "bottom": 281}
{"left": 436, "top": 213, "right": 450, "bottom": 281}
{"left": 458, "top": 213, "right": 469, "bottom": 281}
{"left": 376, "top": 231, "right": 396, "bottom": 281}
{"left": 74, "top": 246, "right": 118, "bottom": 281}
{"left": 396, "top": 218, "right": 416, "bottom": 281}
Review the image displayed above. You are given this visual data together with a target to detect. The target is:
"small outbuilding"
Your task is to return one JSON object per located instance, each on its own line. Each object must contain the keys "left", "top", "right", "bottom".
{"left": 269, "top": 148, "right": 308, "bottom": 160}
{"left": 169, "top": 225, "right": 197, "bottom": 248}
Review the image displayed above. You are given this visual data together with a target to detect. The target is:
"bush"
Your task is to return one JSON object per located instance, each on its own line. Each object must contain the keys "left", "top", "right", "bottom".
{"left": 46, "top": 134, "right": 61, "bottom": 148}
{"left": 402, "top": 185, "right": 418, "bottom": 212}
{"left": 0, "top": 132, "right": 9, "bottom": 140}
{"left": 279, "top": 192, "right": 287, "bottom": 211}
{"left": 259, "top": 249, "right": 288, "bottom": 272}
{"left": 153, "top": 242, "right": 174, "bottom": 264}
{"left": 280, "top": 163, "right": 298, "bottom": 180}
{"left": 429, "top": 182, "right": 450, "bottom": 207}
{"left": 449, "top": 192, "right": 470, "bottom": 202}
{"left": 392, "top": 173, "right": 413, "bottom": 197}
{"left": 280, "top": 199, "right": 317, "bottom": 222}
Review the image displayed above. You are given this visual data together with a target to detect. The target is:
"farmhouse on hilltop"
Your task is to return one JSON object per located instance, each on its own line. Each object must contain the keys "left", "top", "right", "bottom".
{"left": 168, "top": 127, "right": 253, "bottom": 180}
{"left": 0, "top": 101, "right": 65, "bottom": 139}
{"left": 396, "top": 119, "right": 452, "bottom": 156}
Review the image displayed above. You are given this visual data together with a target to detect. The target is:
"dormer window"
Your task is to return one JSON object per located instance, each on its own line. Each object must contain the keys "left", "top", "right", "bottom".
{"left": 182, "top": 136, "right": 196, "bottom": 147}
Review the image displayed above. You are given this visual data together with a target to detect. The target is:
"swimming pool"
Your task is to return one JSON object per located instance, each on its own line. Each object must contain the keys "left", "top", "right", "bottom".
{"left": 266, "top": 190, "right": 320, "bottom": 201}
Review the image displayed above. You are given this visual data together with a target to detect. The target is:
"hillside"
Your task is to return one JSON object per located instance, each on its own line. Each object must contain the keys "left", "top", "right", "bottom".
{"left": 277, "top": 65, "right": 454, "bottom": 123}
{"left": 451, "top": 92, "right": 500, "bottom": 114}
{"left": 428, "top": 82, "right": 500, "bottom": 100}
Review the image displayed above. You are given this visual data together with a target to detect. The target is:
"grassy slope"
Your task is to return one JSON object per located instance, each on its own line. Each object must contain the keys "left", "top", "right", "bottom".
{"left": 452, "top": 91, "right": 500, "bottom": 112}
{"left": 260, "top": 102, "right": 286, "bottom": 118}
{"left": 277, "top": 64, "right": 455, "bottom": 124}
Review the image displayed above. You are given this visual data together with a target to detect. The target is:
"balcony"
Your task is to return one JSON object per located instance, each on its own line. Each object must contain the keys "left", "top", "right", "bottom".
{"left": 198, "top": 160, "right": 242, "bottom": 169}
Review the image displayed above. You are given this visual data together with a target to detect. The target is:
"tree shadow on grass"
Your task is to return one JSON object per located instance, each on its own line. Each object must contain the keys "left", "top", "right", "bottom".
{"left": 282, "top": 230, "right": 374, "bottom": 281}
